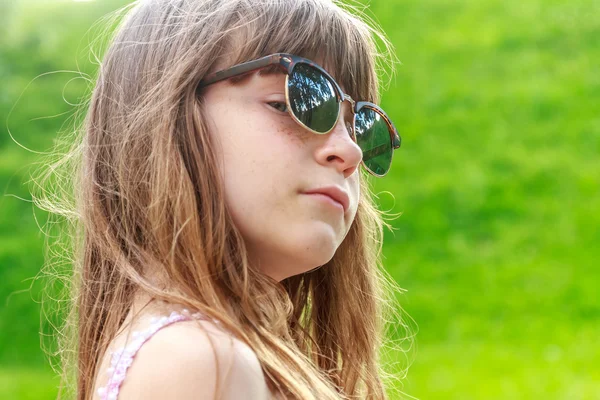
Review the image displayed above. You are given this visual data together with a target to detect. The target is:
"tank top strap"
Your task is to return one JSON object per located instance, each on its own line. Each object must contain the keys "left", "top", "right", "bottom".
{"left": 97, "top": 309, "right": 211, "bottom": 400}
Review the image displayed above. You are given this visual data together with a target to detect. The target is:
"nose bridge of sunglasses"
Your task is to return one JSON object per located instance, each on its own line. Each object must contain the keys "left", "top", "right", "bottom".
{"left": 330, "top": 102, "right": 358, "bottom": 142}
{"left": 338, "top": 95, "right": 356, "bottom": 132}
{"left": 342, "top": 94, "right": 356, "bottom": 110}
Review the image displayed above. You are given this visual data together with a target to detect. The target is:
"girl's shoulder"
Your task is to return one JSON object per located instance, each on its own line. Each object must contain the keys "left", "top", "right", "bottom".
{"left": 93, "top": 306, "right": 271, "bottom": 400}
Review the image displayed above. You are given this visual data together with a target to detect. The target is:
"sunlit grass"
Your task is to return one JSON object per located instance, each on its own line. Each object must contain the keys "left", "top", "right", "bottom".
{"left": 0, "top": 368, "right": 59, "bottom": 400}
{"left": 1, "top": 0, "right": 599, "bottom": 399}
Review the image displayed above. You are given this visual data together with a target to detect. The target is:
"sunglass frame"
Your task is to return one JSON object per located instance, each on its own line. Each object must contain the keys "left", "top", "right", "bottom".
{"left": 197, "top": 53, "right": 401, "bottom": 177}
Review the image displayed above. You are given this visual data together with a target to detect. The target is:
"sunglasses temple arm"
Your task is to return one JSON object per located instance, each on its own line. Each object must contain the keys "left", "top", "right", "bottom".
{"left": 199, "top": 54, "right": 283, "bottom": 87}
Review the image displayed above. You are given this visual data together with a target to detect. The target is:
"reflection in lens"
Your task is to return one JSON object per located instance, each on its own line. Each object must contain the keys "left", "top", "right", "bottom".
{"left": 288, "top": 63, "right": 339, "bottom": 133}
{"left": 354, "top": 107, "right": 392, "bottom": 176}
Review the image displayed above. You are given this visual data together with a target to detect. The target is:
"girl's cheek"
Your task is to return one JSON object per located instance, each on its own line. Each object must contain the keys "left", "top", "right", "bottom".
{"left": 278, "top": 125, "right": 312, "bottom": 146}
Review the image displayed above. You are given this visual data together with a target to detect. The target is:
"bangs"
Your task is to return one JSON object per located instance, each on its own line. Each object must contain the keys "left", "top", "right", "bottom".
{"left": 215, "top": 0, "right": 386, "bottom": 104}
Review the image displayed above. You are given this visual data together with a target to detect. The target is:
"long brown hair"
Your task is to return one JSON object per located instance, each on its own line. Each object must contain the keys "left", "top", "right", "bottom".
{"left": 32, "top": 0, "right": 416, "bottom": 398}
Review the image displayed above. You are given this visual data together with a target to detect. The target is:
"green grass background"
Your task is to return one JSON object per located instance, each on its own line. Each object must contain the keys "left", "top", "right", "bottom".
{"left": 1, "top": 0, "right": 599, "bottom": 399}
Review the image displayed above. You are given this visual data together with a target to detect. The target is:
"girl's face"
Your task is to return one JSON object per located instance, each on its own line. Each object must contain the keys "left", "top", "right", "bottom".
{"left": 202, "top": 64, "right": 363, "bottom": 282}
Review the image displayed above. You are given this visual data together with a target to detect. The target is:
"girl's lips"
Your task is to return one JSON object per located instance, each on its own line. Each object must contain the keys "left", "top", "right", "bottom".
{"left": 302, "top": 193, "right": 345, "bottom": 212}
{"left": 301, "top": 186, "right": 349, "bottom": 212}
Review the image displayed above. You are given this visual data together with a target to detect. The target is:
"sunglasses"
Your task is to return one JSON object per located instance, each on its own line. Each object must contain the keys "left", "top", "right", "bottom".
{"left": 197, "top": 53, "right": 401, "bottom": 177}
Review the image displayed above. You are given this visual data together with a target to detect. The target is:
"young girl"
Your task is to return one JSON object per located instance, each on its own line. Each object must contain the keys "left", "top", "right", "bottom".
{"left": 38, "top": 0, "right": 412, "bottom": 399}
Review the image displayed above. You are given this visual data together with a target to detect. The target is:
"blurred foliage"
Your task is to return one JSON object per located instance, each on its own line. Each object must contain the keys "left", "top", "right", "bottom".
{"left": 1, "top": 0, "right": 599, "bottom": 399}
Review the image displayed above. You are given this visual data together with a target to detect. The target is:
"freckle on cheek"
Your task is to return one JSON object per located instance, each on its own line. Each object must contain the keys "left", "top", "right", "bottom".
{"left": 280, "top": 127, "right": 310, "bottom": 145}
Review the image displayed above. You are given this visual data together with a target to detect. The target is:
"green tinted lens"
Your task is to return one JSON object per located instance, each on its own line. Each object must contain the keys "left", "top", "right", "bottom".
{"left": 287, "top": 63, "right": 339, "bottom": 133}
{"left": 354, "top": 107, "right": 393, "bottom": 176}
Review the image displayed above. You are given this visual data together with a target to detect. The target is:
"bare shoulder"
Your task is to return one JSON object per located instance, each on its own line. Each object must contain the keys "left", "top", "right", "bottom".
{"left": 117, "top": 318, "right": 270, "bottom": 400}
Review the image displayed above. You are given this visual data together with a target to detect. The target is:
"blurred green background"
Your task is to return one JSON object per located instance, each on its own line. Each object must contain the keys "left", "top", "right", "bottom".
{"left": 1, "top": 0, "right": 599, "bottom": 399}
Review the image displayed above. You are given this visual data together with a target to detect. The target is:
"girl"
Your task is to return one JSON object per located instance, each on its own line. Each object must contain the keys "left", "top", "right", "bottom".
{"left": 37, "top": 0, "right": 412, "bottom": 399}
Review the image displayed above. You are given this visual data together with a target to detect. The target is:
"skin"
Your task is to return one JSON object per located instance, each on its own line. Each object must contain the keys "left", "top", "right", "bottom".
{"left": 201, "top": 63, "right": 363, "bottom": 282}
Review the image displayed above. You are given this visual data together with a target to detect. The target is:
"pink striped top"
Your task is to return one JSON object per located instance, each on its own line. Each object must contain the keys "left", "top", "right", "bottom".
{"left": 96, "top": 308, "right": 222, "bottom": 400}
